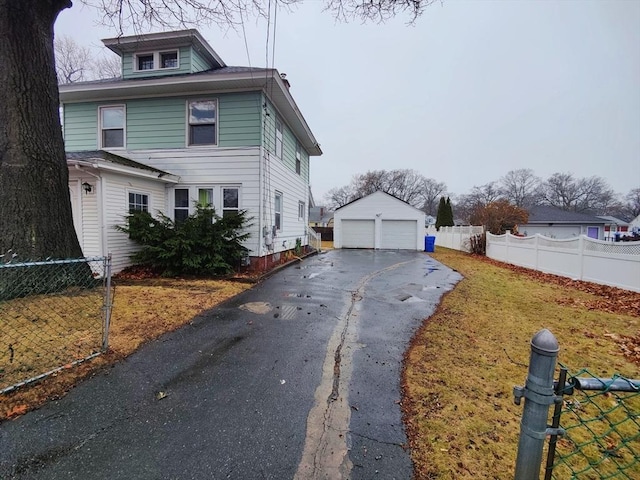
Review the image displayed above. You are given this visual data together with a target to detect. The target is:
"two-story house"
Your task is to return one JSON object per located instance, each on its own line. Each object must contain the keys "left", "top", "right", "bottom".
{"left": 60, "top": 29, "right": 322, "bottom": 273}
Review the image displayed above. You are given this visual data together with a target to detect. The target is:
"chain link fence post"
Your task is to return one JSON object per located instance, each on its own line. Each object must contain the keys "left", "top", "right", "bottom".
{"left": 513, "top": 329, "right": 560, "bottom": 480}
{"left": 101, "top": 254, "right": 113, "bottom": 352}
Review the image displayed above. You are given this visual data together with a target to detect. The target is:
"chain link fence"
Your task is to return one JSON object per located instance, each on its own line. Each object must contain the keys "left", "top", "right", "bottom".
{"left": 514, "top": 330, "right": 640, "bottom": 480}
{"left": 547, "top": 368, "right": 640, "bottom": 479}
{"left": 0, "top": 256, "right": 112, "bottom": 394}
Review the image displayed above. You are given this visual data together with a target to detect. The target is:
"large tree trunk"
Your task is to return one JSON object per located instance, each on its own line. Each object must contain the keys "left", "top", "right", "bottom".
{"left": 0, "top": 0, "right": 80, "bottom": 261}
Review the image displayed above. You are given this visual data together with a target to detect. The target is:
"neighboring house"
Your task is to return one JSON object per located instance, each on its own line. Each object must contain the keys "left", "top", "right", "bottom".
{"left": 519, "top": 206, "right": 607, "bottom": 240}
{"left": 630, "top": 214, "right": 640, "bottom": 235}
{"left": 60, "top": 29, "right": 322, "bottom": 273}
{"left": 597, "top": 216, "right": 631, "bottom": 241}
{"left": 308, "top": 206, "right": 334, "bottom": 228}
{"left": 333, "top": 191, "right": 426, "bottom": 250}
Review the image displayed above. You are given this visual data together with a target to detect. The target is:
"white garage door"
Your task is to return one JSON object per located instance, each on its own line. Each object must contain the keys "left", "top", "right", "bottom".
{"left": 381, "top": 220, "right": 417, "bottom": 250}
{"left": 341, "top": 220, "right": 375, "bottom": 248}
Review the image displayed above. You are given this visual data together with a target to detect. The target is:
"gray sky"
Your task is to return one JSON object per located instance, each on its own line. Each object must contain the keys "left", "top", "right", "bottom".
{"left": 55, "top": 0, "right": 640, "bottom": 203}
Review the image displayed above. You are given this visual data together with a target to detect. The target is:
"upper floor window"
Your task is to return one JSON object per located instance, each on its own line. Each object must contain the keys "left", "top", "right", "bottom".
{"left": 137, "top": 54, "right": 154, "bottom": 71}
{"left": 161, "top": 51, "right": 178, "bottom": 69}
{"left": 295, "top": 142, "right": 301, "bottom": 175}
{"left": 222, "top": 188, "right": 239, "bottom": 218}
{"left": 275, "top": 118, "right": 283, "bottom": 159}
{"left": 99, "top": 105, "right": 125, "bottom": 148}
{"left": 188, "top": 100, "right": 217, "bottom": 146}
{"left": 128, "top": 192, "right": 149, "bottom": 213}
{"left": 135, "top": 50, "right": 179, "bottom": 71}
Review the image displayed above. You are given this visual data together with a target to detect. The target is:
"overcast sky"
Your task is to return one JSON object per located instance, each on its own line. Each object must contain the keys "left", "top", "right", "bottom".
{"left": 55, "top": 0, "right": 640, "bottom": 203}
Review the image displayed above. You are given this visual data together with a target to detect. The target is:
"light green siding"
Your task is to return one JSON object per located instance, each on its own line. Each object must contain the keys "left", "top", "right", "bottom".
{"left": 122, "top": 46, "right": 194, "bottom": 79}
{"left": 262, "top": 96, "right": 310, "bottom": 181}
{"left": 218, "top": 93, "right": 262, "bottom": 147}
{"left": 63, "top": 91, "right": 262, "bottom": 151}
{"left": 126, "top": 98, "right": 186, "bottom": 149}
{"left": 191, "top": 49, "right": 210, "bottom": 72}
{"left": 64, "top": 103, "right": 98, "bottom": 151}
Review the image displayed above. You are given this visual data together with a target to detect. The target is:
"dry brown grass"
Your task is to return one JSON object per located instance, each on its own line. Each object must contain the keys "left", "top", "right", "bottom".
{"left": 403, "top": 249, "right": 640, "bottom": 479}
{"left": 1, "top": 278, "right": 250, "bottom": 420}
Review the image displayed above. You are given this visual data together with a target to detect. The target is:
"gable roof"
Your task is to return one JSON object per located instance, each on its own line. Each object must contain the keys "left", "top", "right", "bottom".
{"left": 335, "top": 191, "right": 424, "bottom": 214}
{"left": 525, "top": 205, "right": 606, "bottom": 224}
{"left": 67, "top": 150, "right": 179, "bottom": 182}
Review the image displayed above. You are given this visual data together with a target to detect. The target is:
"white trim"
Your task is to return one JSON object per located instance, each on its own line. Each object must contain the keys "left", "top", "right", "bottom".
{"left": 98, "top": 104, "right": 126, "bottom": 149}
{"left": 67, "top": 159, "right": 179, "bottom": 183}
{"left": 186, "top": 98, "right": 219, "bottom": 147}
{"left": 133, "top": 49, "right": 180, "bottom": 72}
{"left": 126, "top": 189, "right": 151, "bottom": 213}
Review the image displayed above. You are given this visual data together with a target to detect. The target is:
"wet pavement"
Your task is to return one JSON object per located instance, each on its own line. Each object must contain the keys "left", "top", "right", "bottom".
{"left": 0, "top": 250, "right": 461, "bottom": 479}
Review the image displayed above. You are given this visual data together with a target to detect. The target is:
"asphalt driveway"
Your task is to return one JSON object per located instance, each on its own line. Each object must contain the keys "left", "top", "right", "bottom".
{"left": 0, "top": 250, "right": 461, "bottom": 479}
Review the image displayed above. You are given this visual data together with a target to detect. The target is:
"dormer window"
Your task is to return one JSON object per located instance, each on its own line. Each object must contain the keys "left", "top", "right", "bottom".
{"left": 134, "top": 50, "right": 179, "bottom": 71}
{"left": 137, "top": 54, "right": 154, "bottom": 71}
{"left": 161, "top": 51, "right": 178, "bottom": 68}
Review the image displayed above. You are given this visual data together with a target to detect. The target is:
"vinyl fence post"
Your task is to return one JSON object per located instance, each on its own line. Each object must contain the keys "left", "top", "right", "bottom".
{"left": 513, "top": 329, "right": 559, "bottom": 480}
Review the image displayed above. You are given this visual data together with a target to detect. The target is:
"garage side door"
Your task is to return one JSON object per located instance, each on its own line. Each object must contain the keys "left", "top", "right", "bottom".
{"left": 341, "top": 220, "right": 375, "bottom": 249}
{"left": 381, "top": 220, "right": 417, "bottom": 250}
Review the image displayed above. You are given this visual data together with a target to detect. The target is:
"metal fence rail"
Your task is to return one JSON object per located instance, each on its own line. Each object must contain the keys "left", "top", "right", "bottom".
{"left": 514, "top": 329, "right": 640, "bottom": 479}
{"left": 0, "top": 256, "right": 112, "bottom": 394}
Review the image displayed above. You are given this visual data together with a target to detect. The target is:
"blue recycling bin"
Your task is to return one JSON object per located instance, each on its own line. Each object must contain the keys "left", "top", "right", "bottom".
{"left": 425, "top": 236, "right": 436, "bottom": 253}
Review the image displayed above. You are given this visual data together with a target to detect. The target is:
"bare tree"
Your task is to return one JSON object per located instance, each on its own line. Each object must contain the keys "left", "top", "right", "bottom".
{"left": 93, "top": 52, "right": 122, "bottom": 79}
{"left": 540, "top": 173, "right": 615, "bottom": 213}
{"left": 324, "top": 185, "right": 356, "bottom": 210}
{"left": 55, "top": 34, "right": 92, "bottom": 84}
{"left": 1, "top": 0, "right": 436, "bottom": 260}
{"left": 499, "top": 168, "right": 541, "bottom": 208}
{"left": 624, "top": 188, "right": 640, "bottom": 218}
{"left": 421, "top": 178, "right": 447, "bottom": 216}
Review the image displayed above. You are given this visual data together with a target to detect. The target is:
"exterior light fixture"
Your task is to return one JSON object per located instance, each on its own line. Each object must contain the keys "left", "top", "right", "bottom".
{"left": 82, "top": 182, "right": 93, "bottom": 194}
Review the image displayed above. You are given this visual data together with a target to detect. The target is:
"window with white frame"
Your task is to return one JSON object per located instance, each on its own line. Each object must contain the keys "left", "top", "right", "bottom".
{"left": 295, "top": 142, "right": 301, "bottom": 175}
{"left": 99, "top": 105, "right": 125, "bottom": 148}
{"left": 275, "top": 118, "right": 283, "bottom": 159}
{"left": 222, "top": 188, "right": 239, "bottom": 218}
{"left": 174, "top": 188, "right": 190, "bottom": 223}
{"left": 135, "top": 50, "right": 179, "bottom": 71}
{"left": 198, "top": 188, "right": 213, "bottom": 208}
{"left": 160, "top": 51, "right": 178, "bottom": 68}
{"left": 275, "top": 192, "right": 282, "bottom": 230}
{"left": 128, "top": 192, "right": 149, "bottom": 213}
{"left": 136, "top": 53, "right": 154, "bottom": 70}
{"left": 188, "top": 100, "right": 217, "bottom": 146}
{"left": 298, "top": 201, "right": 305, "bottom": 221}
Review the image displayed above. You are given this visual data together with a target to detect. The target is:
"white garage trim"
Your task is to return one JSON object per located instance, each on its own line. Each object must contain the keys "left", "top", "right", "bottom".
{"left": 381, "top": 220, "right": 418, "bottom": 250}
{"left": 341, "top": 220, "right": 375, "bottom": 248}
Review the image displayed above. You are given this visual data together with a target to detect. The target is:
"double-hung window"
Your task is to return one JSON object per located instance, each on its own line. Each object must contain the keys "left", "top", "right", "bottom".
{"left": 222, "top": 188, "right": 239, "bottom": 218}
{"left": 99, "top": 105, "right": 125, "bottom": 148}
{"left": 198, "top": 188, "right": 213, "bottom": 208}
{"left": 295, "top": 142, "right": 302, "bottom": 175}
{"left": 129, "top": 192, "right": 149, "bottom": 213}
{"left": 174, "top": 188, "right": 190, "bottom": 223}
{"left": 188, "top": 100, "right": 217, "bottom": 146}
{"left": 275, "top": 118, "right": 283, "bottom": 159}
{"left": 298, "top": 201, "right": 305, "bottom": 221}
{"left": 274, "top": 192, "right": 283, "bottom": 230}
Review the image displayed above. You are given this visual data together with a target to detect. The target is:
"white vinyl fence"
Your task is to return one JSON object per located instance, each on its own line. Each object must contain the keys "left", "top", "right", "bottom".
{"left": 486, "top": 233, "right": 640, "bottom": 292}
{"left": 426, "top": 225, "right": 484, "bottom": 252}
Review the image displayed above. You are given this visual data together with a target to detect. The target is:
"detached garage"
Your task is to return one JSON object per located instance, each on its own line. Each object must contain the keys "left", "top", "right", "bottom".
{"left": 334, "top": 191, "right": 426, "bottom": 251}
